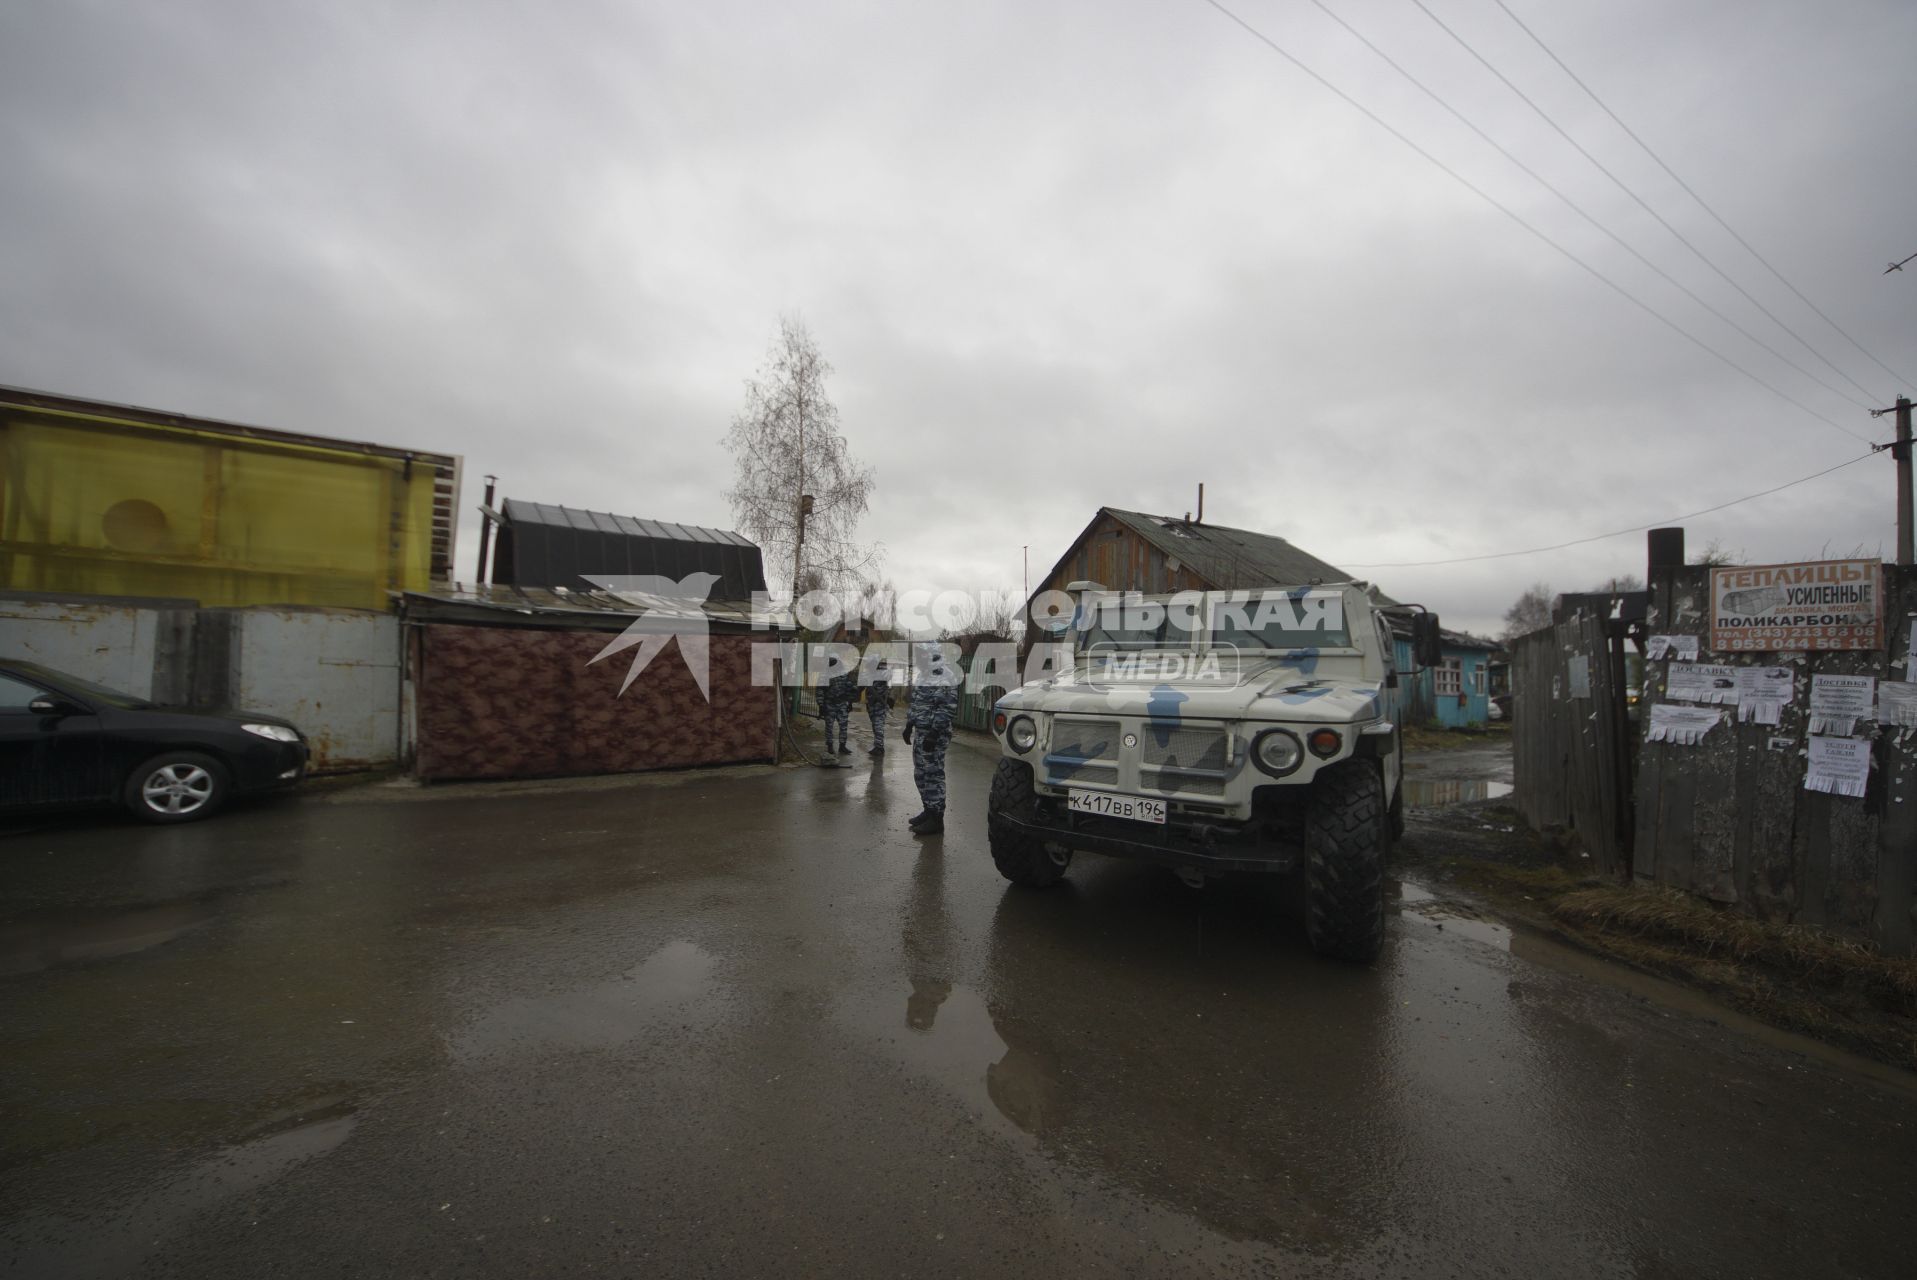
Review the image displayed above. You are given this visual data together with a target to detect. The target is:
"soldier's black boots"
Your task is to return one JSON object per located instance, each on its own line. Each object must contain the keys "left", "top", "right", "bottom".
{"left": 868, "top": 745, "right": 885, "bottom": 757}
{"left": 909, "top": 810, "right": 944, "bottom": 836}
{"left": 838, "top": 744, "right": 851, "bottom": 755}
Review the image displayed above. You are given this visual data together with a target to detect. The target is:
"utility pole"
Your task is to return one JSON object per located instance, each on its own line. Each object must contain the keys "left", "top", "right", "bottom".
{"left": 1896, "top": 396, "right": 1913, "bottom": 566}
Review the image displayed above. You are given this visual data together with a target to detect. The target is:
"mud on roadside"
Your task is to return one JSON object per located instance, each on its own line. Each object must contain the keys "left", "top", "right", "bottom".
{"left": 1394, "top": 799, "right": 1917, "bottom": 1074}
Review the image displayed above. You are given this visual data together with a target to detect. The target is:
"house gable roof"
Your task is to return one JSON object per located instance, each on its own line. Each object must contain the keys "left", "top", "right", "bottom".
{"left": 1100, "top": 507, "right": 1369, "bottom": 591}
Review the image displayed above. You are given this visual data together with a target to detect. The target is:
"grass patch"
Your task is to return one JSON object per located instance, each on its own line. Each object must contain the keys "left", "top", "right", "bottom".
{"left": 1551, "top": 886, "right": 1917, "bottom": 1012}
{"left": 1401, "top": 724, "right": 1504, "bottom": 751}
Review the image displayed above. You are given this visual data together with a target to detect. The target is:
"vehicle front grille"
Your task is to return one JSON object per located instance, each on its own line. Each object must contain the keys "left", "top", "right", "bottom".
{"left": 1141, "top": 726, "right": 1228, "bottom": 771}
{"left": 1144, "top": 768, "right": 1225, "bottom": 796}
{"left": 1047, "top": 762, "right": 1119, "bottom": 787}
{"left": 1050, "top": 717, "right": 1120, "bottom": 762}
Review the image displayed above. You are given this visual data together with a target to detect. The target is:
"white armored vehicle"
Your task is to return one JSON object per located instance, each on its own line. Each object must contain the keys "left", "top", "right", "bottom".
{"left": 987, "top": 582, "right": 1441, "bottom": 961}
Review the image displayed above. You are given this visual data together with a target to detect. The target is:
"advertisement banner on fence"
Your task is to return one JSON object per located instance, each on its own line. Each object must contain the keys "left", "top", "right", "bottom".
{"left": 1709, "top": 559, "right": 1884, "bottom": 652}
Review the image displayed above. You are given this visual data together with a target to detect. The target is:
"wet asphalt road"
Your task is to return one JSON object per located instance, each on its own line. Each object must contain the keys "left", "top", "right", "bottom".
{"left": 3, "top": 731, "right": 1915, "bottom": 1278}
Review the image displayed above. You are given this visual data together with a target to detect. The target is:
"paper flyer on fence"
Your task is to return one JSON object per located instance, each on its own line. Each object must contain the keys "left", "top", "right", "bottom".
{"left": 1645, "top": 635, "right": 1700, "bottom": 662}
{"left": 1878, "top": 682, "right": 1917, "bottom": 738}
{"left": 1734, "top": 666, "right": 1793, "bottom": 725}
{"left": 1646, "top": 703, "right": 1722, "bottom": 745}
{"left": 1808, "top": 673, "right": 1875, "bottom": 736}
{"left": 1665, "top": 664, "right": 1738, "bottom": 705}
{"left": 1804, "top": 735, "right": 1870, "bottom": 798}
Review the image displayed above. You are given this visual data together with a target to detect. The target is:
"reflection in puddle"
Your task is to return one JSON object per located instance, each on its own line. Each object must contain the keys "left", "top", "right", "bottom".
{"left": 453, "top": 939, "right": 720, "bottom": 1063}
{"left": 839, "top": 982, "right": 1061, "bottom": 1137}
{"left": 0, "top": 900, "right": 215, "bottom": 976}
{"left": 1401, "top": 779, "right": 1513, "bottom": 806}
{"left": 5, "top": 1107, "right": 356, "bottom": 1275}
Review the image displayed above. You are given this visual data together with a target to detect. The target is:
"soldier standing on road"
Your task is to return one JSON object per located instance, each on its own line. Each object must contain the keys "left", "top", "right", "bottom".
{"left": 865, "top": 657, "right": 891, "bottom": 757}
{"left": 903, "top": 643, "right": 960, "bottom": 835}
{"left": 820, "top": 651, "right": 858, "bottom": 762}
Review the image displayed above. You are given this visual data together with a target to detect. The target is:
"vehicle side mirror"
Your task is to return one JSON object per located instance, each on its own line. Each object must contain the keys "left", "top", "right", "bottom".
{"left": 1412, "top": 615, "right": 1443, "bottom": 669}
{"left": 28, "top": 696, "right": 81, "bottom": 717}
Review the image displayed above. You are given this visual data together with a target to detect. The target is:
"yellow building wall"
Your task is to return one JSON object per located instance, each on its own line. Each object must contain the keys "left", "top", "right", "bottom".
{"left": 0, "top": 407, "right": 439, "bottom": 610}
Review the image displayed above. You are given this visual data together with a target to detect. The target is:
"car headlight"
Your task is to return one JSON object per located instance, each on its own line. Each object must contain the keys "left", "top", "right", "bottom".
{"left": 1007, "top": 715, "right": 1038, "bottom": 754}
{"left": 1252, "top": 729, "right": 1303, "bottom": 776}
{"left": 243, "top": 723, "right": 301, "bottom": 743}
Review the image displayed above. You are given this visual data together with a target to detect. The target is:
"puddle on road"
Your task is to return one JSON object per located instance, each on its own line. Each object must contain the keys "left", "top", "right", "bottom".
{"left": 452, "top": 939, "right": 722, "bottom": 1063}
{"left": 838, "top": 982, "right": 1061, "bottom": 1139}
{"left": 1392, "top": 881, "right": 1513, "bottom": 949}
{"left": 1400, "top": 779, "right": 1513, "bottom": 806}
{"left": 5, "top": 1106, "right": 357, "bottom": 1275}
{"left": 0, "top": 900, "right": 215, "bottom": 977}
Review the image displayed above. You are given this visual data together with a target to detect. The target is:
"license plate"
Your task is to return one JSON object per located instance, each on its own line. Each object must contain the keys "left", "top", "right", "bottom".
{"left": 1068, "top": 790, "right": 1166, "bottom": 824}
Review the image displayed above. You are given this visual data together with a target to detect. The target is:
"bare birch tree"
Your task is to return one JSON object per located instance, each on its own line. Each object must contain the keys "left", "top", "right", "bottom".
{"left": 1500, "top": 582, "right": 1556, "bottom": 641}
{"left": 724, "top": 316, "right": 876, "bottom": 599}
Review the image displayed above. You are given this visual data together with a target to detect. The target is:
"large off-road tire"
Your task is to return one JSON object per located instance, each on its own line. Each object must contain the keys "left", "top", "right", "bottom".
{"left": 125, "top": 751, "right": 231, "bottom": 824}
{"left": 988, "top": 758, "right": 1072, "bottom": 888}
{"left": 1304, "top": 762, "right": 1387, "bottom": 962}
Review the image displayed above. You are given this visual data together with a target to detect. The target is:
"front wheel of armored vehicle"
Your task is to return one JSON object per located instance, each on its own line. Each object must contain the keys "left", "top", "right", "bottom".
{"left": 1303, "top": 763, "right": 1387, "bottom": 962}
{"left": 988, "top": 758, "right": 1072, "bottom": 888}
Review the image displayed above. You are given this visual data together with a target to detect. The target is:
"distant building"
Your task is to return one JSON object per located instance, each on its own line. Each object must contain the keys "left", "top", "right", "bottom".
{"left": 1024, "top": 507, "right": 1379, "bottom": 610}
{"left": 0, "top": 385, "right": 460, "bottom": 771}
{"left": 406, "top": 500, "right": 779, "bottom": 781}
{"left": 0, "top": 385, "right": 458, "bottom": 610}
{"left": 488, "top": 498, "right": 766, "bottom": 600}
{"left": 1394, "top": 628, "right": 1501, "bottom": 729}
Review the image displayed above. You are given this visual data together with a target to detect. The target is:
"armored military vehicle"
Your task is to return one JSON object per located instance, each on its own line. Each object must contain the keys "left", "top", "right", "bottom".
{"left": 987, "top": 582, "right": 1440, "bottom": 961}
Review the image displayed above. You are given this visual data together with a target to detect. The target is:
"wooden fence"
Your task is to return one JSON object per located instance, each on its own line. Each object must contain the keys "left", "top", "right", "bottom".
{"left": 1632, "top": 565, "right": 1917, "bottom": 952}
{"left": 1511, "top": 611, "right": 1633, "bottom": 877}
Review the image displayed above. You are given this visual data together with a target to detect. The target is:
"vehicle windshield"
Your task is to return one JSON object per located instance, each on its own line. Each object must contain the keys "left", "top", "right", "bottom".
{"left": 6, "top": 661, "right": 152, "bottom": 709}
{"left": 1074, "top": 595, "right": 1191, "bottom": 652}
{"left": 1208, "top": 593, "right": 1351, "bottom": 650}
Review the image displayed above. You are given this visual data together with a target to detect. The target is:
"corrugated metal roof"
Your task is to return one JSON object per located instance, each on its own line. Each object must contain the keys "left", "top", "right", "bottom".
{"left": 493, "top": 498, "right": 768, "bottom": 597}
{"left": 402, "top": 583, "right": 790, "bottom": 632}
{"left": 1101, "top": 508, "right": 1372, "bottom": 593}
{"left": 503, "top": 499, "right": 754, "bottom": 548}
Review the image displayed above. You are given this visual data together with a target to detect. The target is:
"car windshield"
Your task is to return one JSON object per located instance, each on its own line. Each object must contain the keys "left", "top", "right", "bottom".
{"left": 1074, "top": 596, "right": 1190, "bottom": 652}
{"left": 6, "top": 662, "right": 152, "bottom": 709}
{"left": 1208, "top": 593, "right": 1351, "bottom": 650}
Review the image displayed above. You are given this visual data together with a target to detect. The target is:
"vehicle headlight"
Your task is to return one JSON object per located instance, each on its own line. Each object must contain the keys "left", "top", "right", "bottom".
{"left": 1253, "top": 729, "right": 1303, "bottom": 776}
{"left": 243, "top": 723, "right": 301, "bottom": 743}
{"left": 1007, "top": 715, "right": 1038, "bottom": 754}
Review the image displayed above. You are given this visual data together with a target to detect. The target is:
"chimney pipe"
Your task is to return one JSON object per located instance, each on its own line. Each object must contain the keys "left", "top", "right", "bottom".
{"left": 1196, "top": 483, "right": 1205, "bottom": 524}
{"left": 475, "top": 474, "right": 498, "bottom": 586}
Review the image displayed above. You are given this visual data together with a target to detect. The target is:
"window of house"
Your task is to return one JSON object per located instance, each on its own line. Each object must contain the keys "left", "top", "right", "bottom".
{"left": 1436, "top": 658, "right": 1461, "bottom": 696}
{"left": 1472, "top": 665, "right": 1486, "bottom": 695}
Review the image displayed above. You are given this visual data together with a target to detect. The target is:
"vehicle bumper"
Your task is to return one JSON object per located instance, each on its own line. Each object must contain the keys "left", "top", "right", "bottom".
{"left": 994, "top": 798, "right": 1299, "bottom": 875}
{"left": 234, "top": 740, "right": 309, "bottom": 792}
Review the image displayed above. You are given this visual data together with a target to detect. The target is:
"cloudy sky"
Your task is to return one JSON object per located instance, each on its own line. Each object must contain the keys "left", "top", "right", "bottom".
{"left": 4, "top": 0, "right": 1914, "bottom": 636}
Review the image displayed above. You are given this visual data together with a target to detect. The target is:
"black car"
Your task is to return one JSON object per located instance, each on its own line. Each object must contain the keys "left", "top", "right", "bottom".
{"left": 0, "top": 659, "right": 308, "bottom": 823}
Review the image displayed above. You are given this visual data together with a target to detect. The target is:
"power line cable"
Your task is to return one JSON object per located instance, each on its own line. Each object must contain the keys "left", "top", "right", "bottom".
{"left": 1340, "top": 450, "right": 1879, "bottom": 568}
{"left": 1412, "top": 0, "right": 1894, "bottom": 411}
{"left": 1198, "top": 0, "right": 1876, "bottom": 446}
{"left": 1310, "top": 0, "right": 1880, "bottom": 417}
{"left": 1491, "top": 0, "right": 1917, "bottom": 396}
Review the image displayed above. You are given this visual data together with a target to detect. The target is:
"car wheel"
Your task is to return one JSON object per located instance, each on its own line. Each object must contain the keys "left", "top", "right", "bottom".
{"left": 125, "top": 752, "right": 230, "bottom": 823}
{"left": 1304, "top": 762, "right": 1387, "bottom": 963}
{"left": 987, "top": 758, "right": 1071, "bottom": 888}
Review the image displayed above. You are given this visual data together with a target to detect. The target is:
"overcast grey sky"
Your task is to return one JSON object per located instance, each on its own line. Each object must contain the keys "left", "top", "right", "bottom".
{"left": 4, "top": 0, "right": 1914, "bottom": 635}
